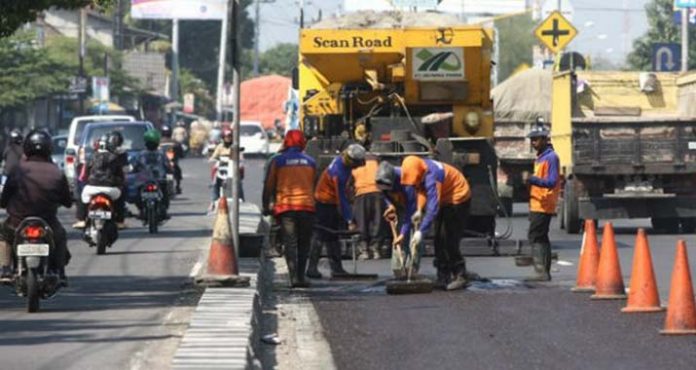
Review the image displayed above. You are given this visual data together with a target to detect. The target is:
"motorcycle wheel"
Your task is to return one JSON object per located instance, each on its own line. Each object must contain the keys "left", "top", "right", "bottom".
{"left": 26, "top": 268, "right": 40, "bottom": 313}
{"left": 148, "top": 205, "right": 158, "bottom": 234}
{"left": 96, "top": 235, "right": 107, "bottom": 255}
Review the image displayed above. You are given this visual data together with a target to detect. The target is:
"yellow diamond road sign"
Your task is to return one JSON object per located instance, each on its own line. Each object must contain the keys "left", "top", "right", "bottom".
{"left": 534, "top": 11, "right": 578, "bottom": 54}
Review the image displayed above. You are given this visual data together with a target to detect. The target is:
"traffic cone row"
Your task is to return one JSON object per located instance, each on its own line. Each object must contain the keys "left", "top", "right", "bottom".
{"left": 572, "top": 220, "right": 696, "bottom": 335}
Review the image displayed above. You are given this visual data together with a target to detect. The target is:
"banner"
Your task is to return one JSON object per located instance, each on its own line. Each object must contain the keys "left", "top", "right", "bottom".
{"left": 131, "top": 0, "right": 226, "bottom": 20}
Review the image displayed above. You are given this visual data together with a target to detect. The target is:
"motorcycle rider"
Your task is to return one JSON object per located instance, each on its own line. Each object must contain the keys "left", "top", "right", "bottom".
{"left": 133, "top": 130, "right": 172, "bottom": 220}
{"left": 208, "top": 128, "right": 244, "bottom": 212}
{"left": 160, "top": 125, "right": 184, "bottom": 194}
{"left": 0, "top": 130, "right": 72, "bottom": 284}
{"left": 306, "top": 144, "right": 366, "bottom": 279}
{"left": 2, "top": 129, "right": 23, "bottom": 175}
{"left": 78, "top": 133, "right": 125, "bottom": 226}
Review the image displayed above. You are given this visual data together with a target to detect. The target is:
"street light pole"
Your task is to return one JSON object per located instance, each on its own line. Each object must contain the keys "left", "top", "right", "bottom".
{"left": 682, "top": 8, "right": 689, "bottom": 72}
{"left": 171, "top": 19, "right": 180, "bottom": 102}
{"left": 78, "top": 8, "right": 86, "bottom": 114}
{"left": 216, "top": 1, "right": 230, "bottom": 121}
{"left": 230, "top": 0, "right": 241, "bottom": 258}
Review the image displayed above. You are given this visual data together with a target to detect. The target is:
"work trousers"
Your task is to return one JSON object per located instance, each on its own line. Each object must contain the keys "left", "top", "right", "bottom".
{"left": 279, "top": 211, "right": 314, "bottom": 281}
{"left": 434, "top": 202, "right": 469, "bottom": 276}
{"left": 528, "top": 212, "right": 552, "bottom": 247}
{"left": 353, "top": 192, "right": 385, "bottom": 253}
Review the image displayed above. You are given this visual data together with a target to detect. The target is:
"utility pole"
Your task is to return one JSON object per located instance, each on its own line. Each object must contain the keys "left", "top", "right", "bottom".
{"left": 216, "top": 1, "right": 230, "bottom": 121}
{"left": 79, "top": 7, "right": 86, "bottom": 114}
{"left": 299, "top": 0, "right": 304, "bottom": 28}
{"left": 253, "top": 0, "right": 261, "bottom": 76}
{"left": 682, "top": 8, "right": 689, "bottom": 72}
{"left": 230, "top": 0, "right": 241, "bottom": 257}
{"left": 171, "top": 19, "right": 180, "bottom": 102}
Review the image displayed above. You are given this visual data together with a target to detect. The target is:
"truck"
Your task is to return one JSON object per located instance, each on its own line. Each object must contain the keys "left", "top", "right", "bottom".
{"left": 552, "top": 71, "right": 696, "bottom": 234}
{"left": 296, "top": 13, "right": 502, "bottom": 240}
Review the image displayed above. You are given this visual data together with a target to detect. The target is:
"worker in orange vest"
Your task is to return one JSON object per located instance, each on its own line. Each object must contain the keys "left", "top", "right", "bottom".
{"left": 351, "top": 154, "right": 386, "bottom": 260}
{"left": 525, "top": 124, "right": 560, "bottom": 281}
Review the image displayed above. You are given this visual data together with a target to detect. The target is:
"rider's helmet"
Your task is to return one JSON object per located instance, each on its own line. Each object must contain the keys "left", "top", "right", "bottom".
{"left": 160, "top": 125, "right": 172, "bottom": 138}
{"left": 108, "top": 131, "right": 124, "bottom": 151}
{"left": 222, "top": 128, "right": 233, "bottom": 146}
{"left": 98, "top": 134, "right": 110, "bottom": 152}
{"left": 144, "top": 129, "right": 161, "bottom": 151}
{"left": 341, "top": 143, "right": 366, "bottom": 168}
{"left": 282, "top": 129, "right": 306, "bottom": 150}
{"left": 10, "top": 129, "right": 23, "bottom": 145}
{"left": 23, "top": 130, "right": 52, "bottom": 159}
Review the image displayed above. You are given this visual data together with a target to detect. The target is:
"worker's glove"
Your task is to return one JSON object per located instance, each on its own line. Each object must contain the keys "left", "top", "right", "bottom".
{"left": 410, "top": 231, "right": 423, "bottom": 248}
{"left": 383, "top": 204, "right": 397, "bottom": 222}
{"left": 411, "top": 210, "right": 423, "bottom": 225}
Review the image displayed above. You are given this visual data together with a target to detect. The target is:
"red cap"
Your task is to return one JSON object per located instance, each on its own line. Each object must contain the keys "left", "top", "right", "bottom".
{"left": 283, "top": 130, "right": 306, "bottom": 150}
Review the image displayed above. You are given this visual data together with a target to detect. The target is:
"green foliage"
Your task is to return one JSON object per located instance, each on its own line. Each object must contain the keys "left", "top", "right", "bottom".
{"left": 0, "top": 32, "right": 73, "bottom": 108}
{"left": 242, "top": 43, "right": 298, "bottom": 78}
{"left": 496, "top": 13, "right": 536, "bottom": 82}
{"left": 179, "top": 69, "right": 216, "bottom": 118}
{"left": 627, "top": 0, "right": 695, "bottom": 70}
{"left": 0, "top": 0, "right": 113, "bottom": 37}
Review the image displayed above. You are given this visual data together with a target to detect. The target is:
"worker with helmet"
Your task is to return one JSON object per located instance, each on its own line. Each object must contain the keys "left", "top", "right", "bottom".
{"left": 160, "top": 124, "right": 184, "bottom": 194}
{"left": 133, "top": 129, "right": 173, "bottom": 220}
{"left": 351, "top": 153, "right": 386, "bottom": 260}
{"left": 2, "top": 129, "right": 24, "bottom": 176}
{"left": 208, "top": 128, "right": 244, "bottom": 212}
{"left": 392, "top": 155, "right": 472, "bottom": 291}
{"left": 306, "top": 144, "right": 367, "bottom": 279}
{"left": 525, "top": 123, "right": 560, "bottom": 281}
{"left": 262, "top": 130, "right": 316, "bottom": 288}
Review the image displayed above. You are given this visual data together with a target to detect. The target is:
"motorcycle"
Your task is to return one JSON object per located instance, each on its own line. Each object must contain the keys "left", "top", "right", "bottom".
{"left": 8, "top": 217, "right": 60, "bottom": 313}
{"left": 141, "top": 181, "right": 164, "bottom": 234}
{"left": 83, "top": 188, "right": 120, "bottom": 255}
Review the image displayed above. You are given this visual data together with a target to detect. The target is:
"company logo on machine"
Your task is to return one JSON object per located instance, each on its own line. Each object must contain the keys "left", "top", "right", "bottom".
{"left": 412, "top": 48, "right": 465, "bottom": 81}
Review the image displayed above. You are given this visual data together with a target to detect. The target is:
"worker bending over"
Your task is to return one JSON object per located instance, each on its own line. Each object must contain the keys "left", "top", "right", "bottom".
{"left": 306, "top": 144, "right": 366, "bottom": 279}
{"left": 351, "top": 154, "right": 386, "bottom": 260}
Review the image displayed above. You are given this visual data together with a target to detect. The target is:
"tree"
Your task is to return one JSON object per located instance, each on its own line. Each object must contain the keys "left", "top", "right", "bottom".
{"left": 241, "top": 43, "right": 298, "bottom": 78}
{"left": 627, "top": 0, "right": 695, "bottom": 70}
{"left": 495, "top": 13, "right": 536, "bottom": 82}
{"left": 0, "top": 32, "right": 73, "bottom": 109}
{"left": 179, "top": 69, "right": 216, "bottom": 118}
{"left": 0, "top": 0, "right": 113, "bottom": 37}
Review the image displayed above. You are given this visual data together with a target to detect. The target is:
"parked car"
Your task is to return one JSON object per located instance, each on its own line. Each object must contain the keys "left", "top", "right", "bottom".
{"left": 77, "top": 121, "right": 155, "bottom": 204}
{"left": 239, "top": 121, "right": 270, "bottom": 156}
{"left": 51, "top": 135, "right": 68, "bottom": 170}
{"left": 65, "top": 115, "right": 135, "bottom": 186}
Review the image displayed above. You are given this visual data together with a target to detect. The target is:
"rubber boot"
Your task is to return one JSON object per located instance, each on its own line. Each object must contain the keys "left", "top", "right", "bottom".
{"left": 328, "top": 241, "right": 348, "bottom": 277}
{"left": 305, "top": 238, "right": 323, "bottom": 279}
{"left": 446, "top": 260, "right": 469, "bottom": 291}
{"left": 285, "top": 245, "right": 298, "bottom": 288}
{"left": 295, "top": 251, "right": 311, "bottom": 288}
{"left": 525, "top": 243, "right": 551, "bottom": 282}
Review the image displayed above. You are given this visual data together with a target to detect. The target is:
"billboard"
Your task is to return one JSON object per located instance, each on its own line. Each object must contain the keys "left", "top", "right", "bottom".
{"left": 131, "top": 0, "right": 226, "bottom": 20}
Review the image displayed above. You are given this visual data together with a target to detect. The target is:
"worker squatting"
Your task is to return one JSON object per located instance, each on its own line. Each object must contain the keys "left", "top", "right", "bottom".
{"left": 262, "top": 127, "right": 560, "bottom": 290}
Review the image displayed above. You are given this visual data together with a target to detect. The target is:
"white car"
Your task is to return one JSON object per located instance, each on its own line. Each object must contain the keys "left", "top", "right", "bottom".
{"left": 239, "top": 121, "right": 270, "bottom": 156}
{"left": 64, "top": 115, "right": 135, "bottom": 184}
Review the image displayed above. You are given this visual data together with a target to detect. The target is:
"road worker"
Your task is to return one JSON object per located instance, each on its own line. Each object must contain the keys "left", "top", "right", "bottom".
{"left": 262, "top": 130, "right": 316, "bottom": 288}
{"left": 525, "top": 124, "right": 560, "bottom": 281}
{"left": 389, "top": 155, "right": 472, "bottom": 290}
{"left": 351, "top": 154, "right": 386, "bottom": 260}
{"left": 306, "top": 144, "right": 366, "bottom": 279}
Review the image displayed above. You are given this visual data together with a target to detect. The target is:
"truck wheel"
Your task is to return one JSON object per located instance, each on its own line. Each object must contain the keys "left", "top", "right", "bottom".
{"left": 652, "top": 218, "right": 679, "bottom": 234}
{"left": 564, "top": 182, "right": 580, "bottom": 234}
{"left": 681, "top": 218, "right": 696, "bottom": 233}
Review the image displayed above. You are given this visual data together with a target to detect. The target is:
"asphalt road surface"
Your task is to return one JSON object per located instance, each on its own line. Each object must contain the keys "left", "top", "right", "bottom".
{"left": 242, "top": 157, "right": 696, "bottom": 370}
{"left": 0, "top": 158, "right": 215, "bottom": 370}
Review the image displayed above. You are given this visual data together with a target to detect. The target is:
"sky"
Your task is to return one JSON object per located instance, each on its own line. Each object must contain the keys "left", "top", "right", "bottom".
{"left": 253, "top": 0, "right": 651, "bottom": 66}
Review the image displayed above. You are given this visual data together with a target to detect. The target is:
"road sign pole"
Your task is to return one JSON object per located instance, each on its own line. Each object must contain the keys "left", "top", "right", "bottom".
{"left": 682, "top": 8, "right": 689, "bottom": 72}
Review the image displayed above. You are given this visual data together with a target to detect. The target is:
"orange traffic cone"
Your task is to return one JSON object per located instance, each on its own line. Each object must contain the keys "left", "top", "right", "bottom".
{"left": 591, "top": 222, "right": 626, "bottom": 300}
{"left": 572, "top": 220, "right": 600, "bottom": 292}
{"left": 196, "top": 197, "right": 250, "bottom": 287}
{"left": 661, "top": 240, "right": 696, "bottom": 335}
{"left": 622, "top": 229, "right": 664, "bottom": 313}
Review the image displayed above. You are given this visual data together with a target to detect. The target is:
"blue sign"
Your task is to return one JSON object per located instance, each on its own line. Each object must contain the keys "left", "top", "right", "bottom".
{"left": 673, "top": 8, "right": 696, "bottom": 24}
{"left": 652, "top": 43, "right": 681, "bottom": 72}
{"left": 676, "top": 0, "right": 696, "bottom": 8}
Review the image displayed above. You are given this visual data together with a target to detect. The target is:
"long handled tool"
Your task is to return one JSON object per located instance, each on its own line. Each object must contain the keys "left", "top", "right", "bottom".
{"left": 313, "top": 224, "right": 378, "bottom": 281}
{"left": 389, "top": 220, "right": 405, "bottom": 278}
{"left": 385, "top": 219, "right": 433, "bottom": 295}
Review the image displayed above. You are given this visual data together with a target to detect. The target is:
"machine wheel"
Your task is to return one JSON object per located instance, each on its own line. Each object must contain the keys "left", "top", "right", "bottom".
{"left": 564, "top": 181, "right": 580, "bottom": 234}
{"left": 148, "top": 205, "right": 158, "bottom": 234}
{"left": 681, "top": 218, "right": 696, "bottom": 233}
{"left": 26, "top": 268, "right": 40, "bottom": 313}
{"left": 651, "top": 218, "right": 680, "bottom": 234}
